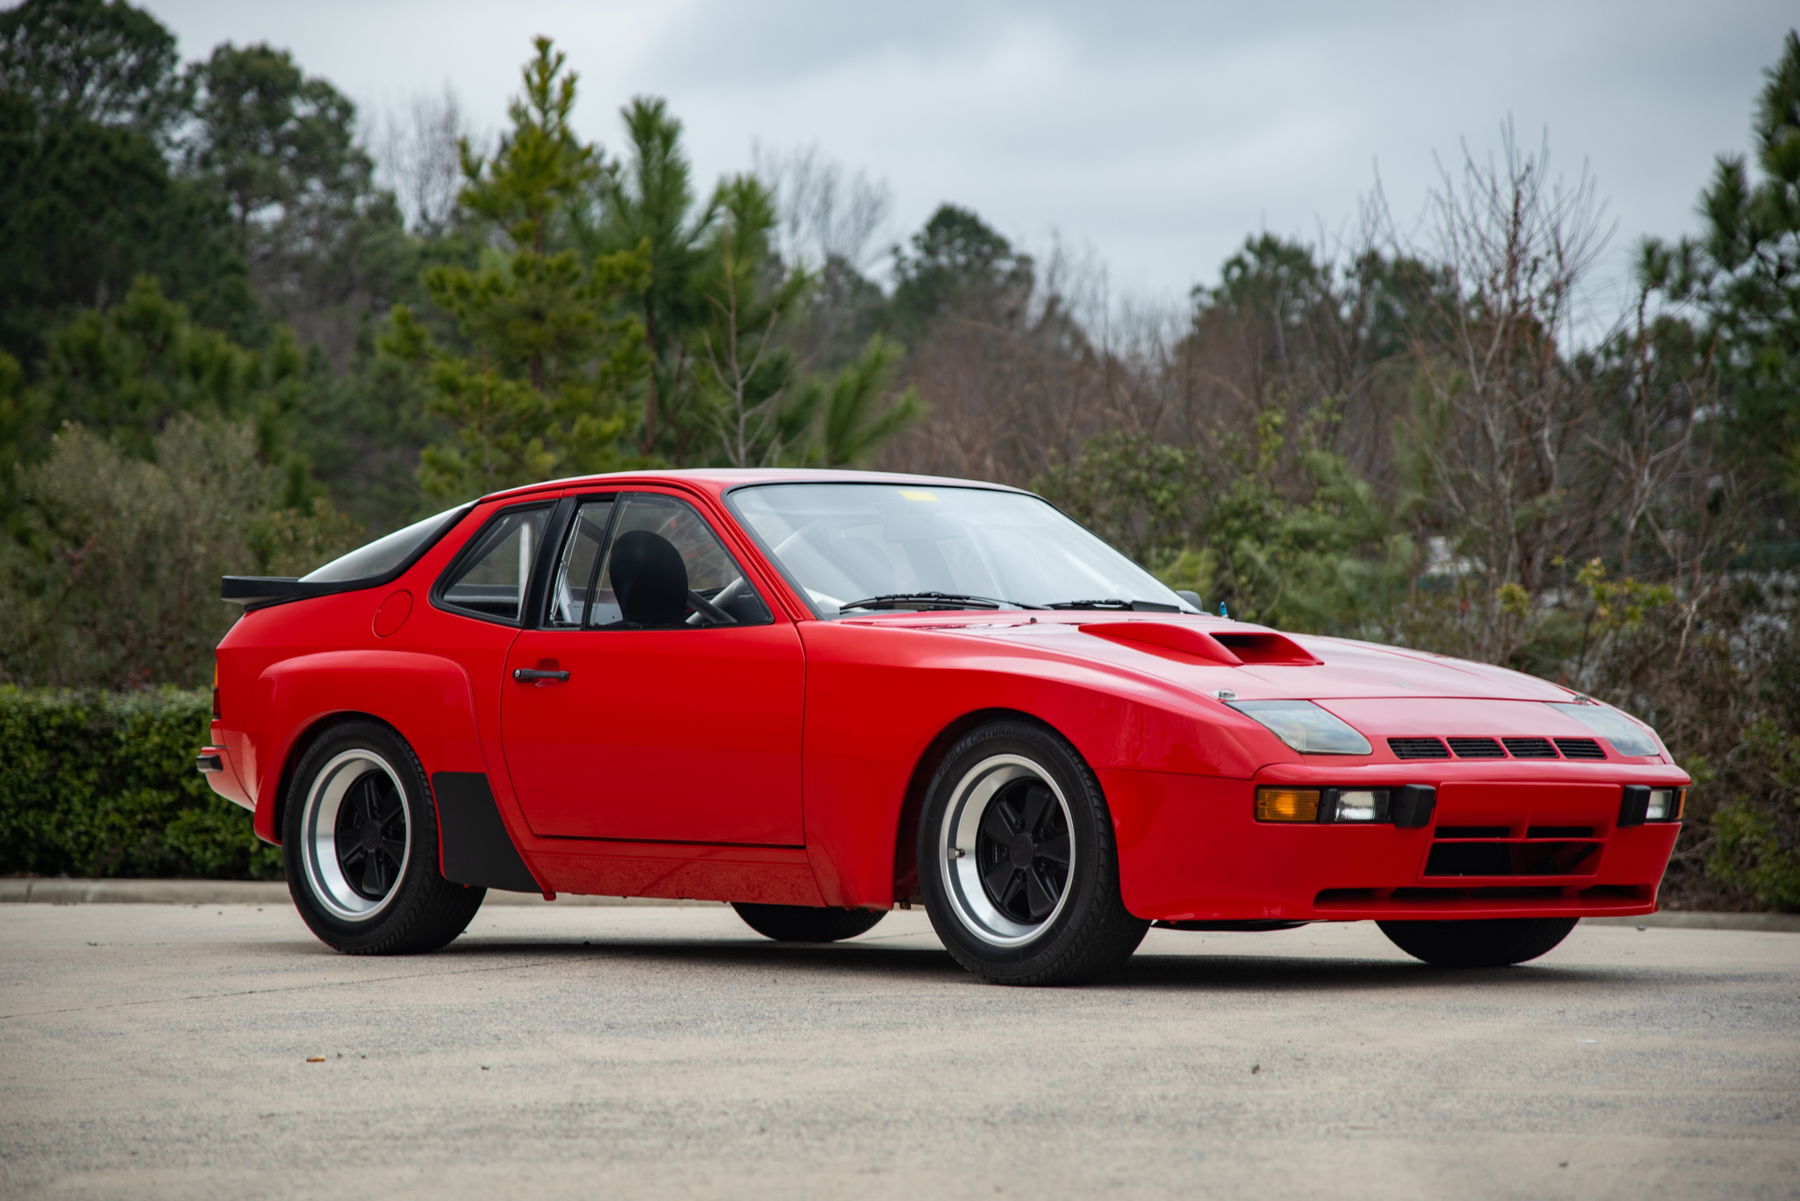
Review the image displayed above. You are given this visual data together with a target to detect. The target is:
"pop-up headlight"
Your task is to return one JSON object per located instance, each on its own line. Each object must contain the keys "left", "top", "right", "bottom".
{"left": 1227, "top": 700, "right": 1372, "bottom": 755}
{"left": 1547, "top": 702, "right": 1663, "bottom": 758}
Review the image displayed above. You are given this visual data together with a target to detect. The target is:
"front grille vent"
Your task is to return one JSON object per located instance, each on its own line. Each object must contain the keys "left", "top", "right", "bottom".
{"left": 1388, "top": 735, "right": 1610, "bottom": 762}
{"left": 1424, "top": 840, "right": 1599, "bottom": 877}
{"left": 1389, "top": 737, "right": 1450, "bottom": 760}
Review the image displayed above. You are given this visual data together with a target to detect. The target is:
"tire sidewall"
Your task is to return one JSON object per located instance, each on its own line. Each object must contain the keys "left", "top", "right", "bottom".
{"left": 919, "top": 722, "right": 1119, "bottom": 978}
{"left": 282, "top": 721, "right": 442, "bottom": 952}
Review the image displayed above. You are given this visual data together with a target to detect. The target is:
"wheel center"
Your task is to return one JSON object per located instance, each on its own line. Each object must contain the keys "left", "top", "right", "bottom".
{"left": 1008, "top": 831, "right": 1036, "bottom": 869}
{"left": 359, "top": 823, "right": 382, "bottom": 852}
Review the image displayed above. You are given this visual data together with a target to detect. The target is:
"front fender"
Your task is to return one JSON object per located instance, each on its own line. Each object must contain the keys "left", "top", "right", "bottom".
{"left": 798, "top": 623, "right": 1281, "bottom": 907}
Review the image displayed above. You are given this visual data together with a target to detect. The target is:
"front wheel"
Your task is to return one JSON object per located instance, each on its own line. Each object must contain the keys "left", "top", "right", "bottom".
{"left": 919, "top": 721, "right": 1148, "bottom": 985}
{"left": 732, "top": 903, "right": 886, "bottom": 942}
{"left": 283, "top": 721, "right": 485, "bottom": 954}
{"left": 1377, "top": 917, "right": 1579, "bottom": 967}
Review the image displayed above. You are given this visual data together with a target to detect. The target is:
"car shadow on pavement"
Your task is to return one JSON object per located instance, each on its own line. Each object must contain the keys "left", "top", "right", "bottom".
{"left": 436, "top": 935, "right": 961, "bottom": 981}
{"left": 1112, "top": 951, "right": 1642, "bottom": 992}
{"left": 424, "top": 934, "right": 1651, "bottom": 991}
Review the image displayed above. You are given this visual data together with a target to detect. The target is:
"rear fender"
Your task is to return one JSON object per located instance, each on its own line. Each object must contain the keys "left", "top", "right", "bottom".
{"left": 249, "top": 651, "right": 488, "bottom": 845}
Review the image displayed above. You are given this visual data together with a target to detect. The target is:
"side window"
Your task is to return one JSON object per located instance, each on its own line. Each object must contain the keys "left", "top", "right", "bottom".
{"left": 591, "top": 493, "right": 772, "bottom": 629}
{"left": 434, "top": 504, "right": 551, "bottom": 624}
{"left": 547, "top": 498, "right": 615, "bottom": 627}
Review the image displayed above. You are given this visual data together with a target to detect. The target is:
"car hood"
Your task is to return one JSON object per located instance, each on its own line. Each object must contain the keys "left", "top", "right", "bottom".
{"left": 837, "top": 612, "right": 1573, "bottom": 703}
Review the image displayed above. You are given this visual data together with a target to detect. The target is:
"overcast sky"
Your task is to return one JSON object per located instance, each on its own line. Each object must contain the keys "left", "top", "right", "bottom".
{"left": 147, "top": 1, "right": 1795, "bottom": 323}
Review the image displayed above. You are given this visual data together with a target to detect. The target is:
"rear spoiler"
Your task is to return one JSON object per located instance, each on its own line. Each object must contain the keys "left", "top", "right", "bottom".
{"left": 221, "top": 576, "right": 356, "bottom": 609}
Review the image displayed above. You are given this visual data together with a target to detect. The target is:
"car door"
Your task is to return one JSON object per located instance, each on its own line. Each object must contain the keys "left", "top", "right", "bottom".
{"left": 499, "top": 489, "right": 806, "bottom": 845}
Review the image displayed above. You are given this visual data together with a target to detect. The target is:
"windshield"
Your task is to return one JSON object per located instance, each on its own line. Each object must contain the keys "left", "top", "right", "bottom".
{"left": 730, "top": 483, "right": 1194, "bottom": 616}
{"left": 301, "top": 504, "right": 469, "bottom": 584}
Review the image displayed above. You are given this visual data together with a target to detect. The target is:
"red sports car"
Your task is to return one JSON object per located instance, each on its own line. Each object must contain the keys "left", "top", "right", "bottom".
{"left": 199, "top": 470, "right": 1687, "bottom": 984}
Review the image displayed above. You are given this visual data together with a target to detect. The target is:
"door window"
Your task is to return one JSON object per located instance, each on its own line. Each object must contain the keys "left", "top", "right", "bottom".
{"left": 546, "top": 498, "right": 615, "bottom": 627}
{"left": 576, "top": 493, "right": 771, "bottom": 629}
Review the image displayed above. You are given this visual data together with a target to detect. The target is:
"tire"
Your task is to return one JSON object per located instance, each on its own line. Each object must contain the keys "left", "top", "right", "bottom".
{"left": 282, "top": 720, "right": 486, "bottom": 954}
{"left": 918, "top": 720, "right": 1148, "bottom": 985}
{"left": 732, "top": 903, "right": 887, "bottom": 943}
{"left": 1377, "top": 917, "right": 1579, "bottom": 967}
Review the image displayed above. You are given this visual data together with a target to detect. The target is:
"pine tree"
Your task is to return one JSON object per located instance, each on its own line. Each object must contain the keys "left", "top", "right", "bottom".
{"left": 382, "top": 37, "right": 647, "bottom": 503}
{"left": 580, "top": 98, "right": 920, "bottom": 467}
{"left": 1642, "top": 31, "right": 1800, "bottom": 504}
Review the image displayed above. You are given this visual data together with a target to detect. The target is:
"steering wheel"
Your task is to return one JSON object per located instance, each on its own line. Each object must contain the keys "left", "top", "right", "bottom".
{"left": 686, "top": 588, "right": 735, "bottom": 626}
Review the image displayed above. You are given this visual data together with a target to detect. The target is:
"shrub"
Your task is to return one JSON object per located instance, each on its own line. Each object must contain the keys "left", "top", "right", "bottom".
{"left": 0, "top": 416, "right": 355, "bottom": 690}
{"left": 0, "top": 686, "right": 280, "bottom": 879}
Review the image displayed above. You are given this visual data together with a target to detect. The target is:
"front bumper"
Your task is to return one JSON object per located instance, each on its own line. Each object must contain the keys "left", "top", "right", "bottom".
{"left": 1105, "top": 762, "right": 1686, "bottom": 923}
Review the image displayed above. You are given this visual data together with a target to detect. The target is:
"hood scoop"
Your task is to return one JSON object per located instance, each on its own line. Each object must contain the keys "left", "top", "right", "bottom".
{"left": 1079, "top": 622, "right": 1322, "bottom": 667}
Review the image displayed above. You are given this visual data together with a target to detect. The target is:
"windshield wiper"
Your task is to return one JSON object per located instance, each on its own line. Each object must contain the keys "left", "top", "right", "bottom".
{"left": 839, "top": 591, "right": 1048, "bottom": 612}
{"left": 1044, "top": 598, "right": 1185, "bottom": 612}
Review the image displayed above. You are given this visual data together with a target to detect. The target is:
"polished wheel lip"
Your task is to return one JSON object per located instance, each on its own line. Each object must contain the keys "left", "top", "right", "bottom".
{"left": 299, "top": 749, "right": 411, "bottom": 922}
{"left": 938, "top": 753, "right": 1076, "bottom": 947}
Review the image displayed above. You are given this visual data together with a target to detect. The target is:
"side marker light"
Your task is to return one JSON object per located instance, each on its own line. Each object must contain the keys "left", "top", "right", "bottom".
{"left": 1255, "top": 788, "right": 1321, "bottom": 822}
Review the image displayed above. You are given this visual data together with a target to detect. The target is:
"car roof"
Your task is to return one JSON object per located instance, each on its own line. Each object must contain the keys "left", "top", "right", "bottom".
{"left": 477, "top": 467, "right": 1034, "bottom": 505}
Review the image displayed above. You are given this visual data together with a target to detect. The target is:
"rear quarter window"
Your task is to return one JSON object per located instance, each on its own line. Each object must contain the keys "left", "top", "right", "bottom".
{"left": 302, "top": 504, "right": 471, "bottom": 584}
{"left": 432, "top": 504, "right": 554, "bottom": 624}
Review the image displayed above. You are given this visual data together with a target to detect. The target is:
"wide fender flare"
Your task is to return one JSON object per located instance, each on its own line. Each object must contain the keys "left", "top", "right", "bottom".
{"left": 248, "top": 650, "right": 487, "bottom": 844}
{"left": 799, "top": 634, "right": 1281, "bottom": 907}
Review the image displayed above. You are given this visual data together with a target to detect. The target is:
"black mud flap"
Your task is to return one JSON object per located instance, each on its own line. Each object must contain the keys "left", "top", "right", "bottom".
{"left": 431, "top": 772, "right": 540, "bottom": 893}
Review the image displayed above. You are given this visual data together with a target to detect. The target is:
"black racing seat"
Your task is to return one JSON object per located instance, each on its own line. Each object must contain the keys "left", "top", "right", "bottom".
{"left": 610, "top": 530, "right": 688, "bottom": 627}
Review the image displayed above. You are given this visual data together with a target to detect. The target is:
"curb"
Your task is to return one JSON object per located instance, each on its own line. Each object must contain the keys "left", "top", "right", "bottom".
{"left": 0, "top": 878, "right": 717, "bottom": 908}
{"left": 3, "top": 879, "right": 1795, "bottom": 930}
{"left": 1583, "top": 911, "right": 1800, "bottom": 933}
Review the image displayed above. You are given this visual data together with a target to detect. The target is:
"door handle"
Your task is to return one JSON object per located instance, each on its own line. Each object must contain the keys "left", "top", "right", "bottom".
{"left": 512, "top": 667, "right": 571, "bottom": 683}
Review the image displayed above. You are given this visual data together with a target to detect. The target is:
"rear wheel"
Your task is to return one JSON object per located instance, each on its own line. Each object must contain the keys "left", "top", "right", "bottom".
{"left": 919, "top": 721, "right": 1148, "bottom": 985}
{"left": 1377, "top": 917, "right": 1579, "bottom": 967}
{"left": 283, "top": 721, "right": 485, "bottom": 954}
{"left": 732, "top": 903, "right": 886, "bottom": 943}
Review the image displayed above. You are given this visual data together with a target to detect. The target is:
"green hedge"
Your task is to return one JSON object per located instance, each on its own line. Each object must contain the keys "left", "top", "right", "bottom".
{"left": 0, "top": 686, "right": 281, "bottom": 879}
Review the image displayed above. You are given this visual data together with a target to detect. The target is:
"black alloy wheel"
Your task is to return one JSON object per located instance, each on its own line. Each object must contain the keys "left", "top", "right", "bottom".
{"left": 283, "top": 720, "right": 486, "bottom": 955}
{"left": 333, "top": 767, "right": 408, "bottom": 901}
{"left": 972, "top": 774, "right": 1072, "bottom": 926}
{"left": 919, "top": 720, "right": 1148, "bottom": 985}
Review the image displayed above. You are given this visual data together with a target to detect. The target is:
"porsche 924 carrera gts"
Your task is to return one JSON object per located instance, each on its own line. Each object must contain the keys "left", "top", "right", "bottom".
{"left": 198, "top": 470, "right": 1687, "bottom": 984}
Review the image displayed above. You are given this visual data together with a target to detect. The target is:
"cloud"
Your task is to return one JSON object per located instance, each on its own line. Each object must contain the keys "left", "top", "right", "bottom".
{"left": 148, "top": 0, "right": 1797, "bottom": 316}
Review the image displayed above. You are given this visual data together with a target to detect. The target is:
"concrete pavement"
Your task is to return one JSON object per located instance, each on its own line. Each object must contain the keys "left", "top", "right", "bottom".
{"left": 2, "top": 902, "right": 1797, "bottom": 1200}
{"left": 6, "top": 876, "right": 1798, "bottom": 929}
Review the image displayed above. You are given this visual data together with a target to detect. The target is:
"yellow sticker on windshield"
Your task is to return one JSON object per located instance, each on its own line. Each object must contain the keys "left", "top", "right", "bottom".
{"left": 899, "top": 489, "right": 937, "bottom": 502}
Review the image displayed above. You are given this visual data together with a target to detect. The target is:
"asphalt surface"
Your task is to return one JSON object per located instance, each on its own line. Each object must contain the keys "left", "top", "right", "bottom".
{"left": 1, "top": 903, "right": 1796, "bottom": 1201}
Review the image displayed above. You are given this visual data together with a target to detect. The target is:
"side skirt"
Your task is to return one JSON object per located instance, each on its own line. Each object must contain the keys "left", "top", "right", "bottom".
{"left": 431, "top": 771, "right": 539, "bottom": 893}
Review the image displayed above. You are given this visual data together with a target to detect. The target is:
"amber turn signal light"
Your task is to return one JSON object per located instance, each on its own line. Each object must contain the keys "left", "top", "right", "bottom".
{"left": 1255, "top": 787, "right": 1321, "bottom": 822}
